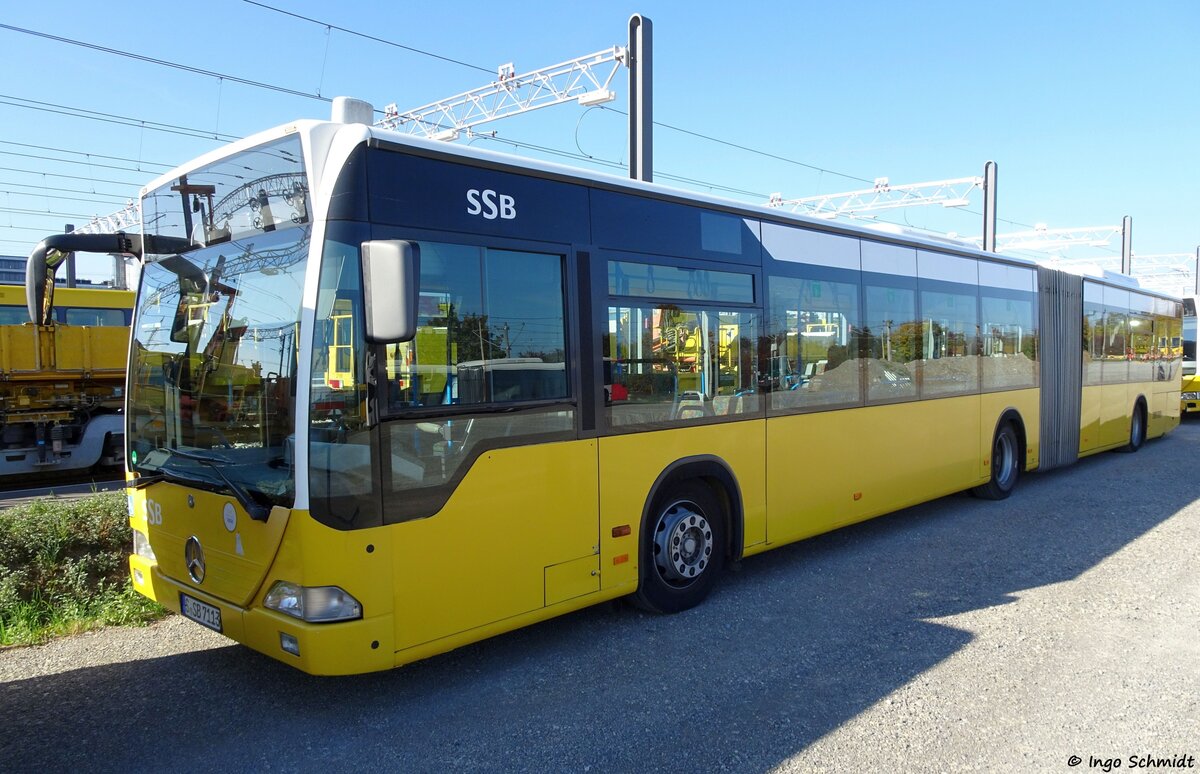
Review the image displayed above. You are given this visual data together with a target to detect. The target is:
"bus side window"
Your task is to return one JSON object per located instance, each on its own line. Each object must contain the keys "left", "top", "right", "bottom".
{"left": 605, "top": 305, "right": 759, "bottom": 426}
{"left": 766, "top": 274, "right": 860, "bottom": 412}
{"left": 385, "top": 243, "right": 568, "bottom": 414}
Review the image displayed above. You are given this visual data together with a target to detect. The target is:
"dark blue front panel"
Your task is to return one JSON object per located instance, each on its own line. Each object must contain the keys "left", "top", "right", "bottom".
{"left": 364, "top": 149, "right": 590, "bottom": 244}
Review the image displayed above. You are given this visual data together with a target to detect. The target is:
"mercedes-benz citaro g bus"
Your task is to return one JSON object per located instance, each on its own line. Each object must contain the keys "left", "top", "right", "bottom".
{"left": 74, "top": 99, "right": 1178, "bottom": 675}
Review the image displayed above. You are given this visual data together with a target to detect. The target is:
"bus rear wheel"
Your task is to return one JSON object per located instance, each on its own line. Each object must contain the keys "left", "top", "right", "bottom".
{"left": 632, "top": 481, "right": 726, "bottom": 614}
{"left": 1120, "top": 403, "right": 1147, "bottom": 452}
{"left": 972, "top": 423, "right": 1020, "bottom": 500}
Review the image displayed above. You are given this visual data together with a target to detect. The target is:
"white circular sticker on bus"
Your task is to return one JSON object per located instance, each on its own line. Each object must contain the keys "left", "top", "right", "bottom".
{"left": 223, "top": 502, "right": 237, "bottom": 532}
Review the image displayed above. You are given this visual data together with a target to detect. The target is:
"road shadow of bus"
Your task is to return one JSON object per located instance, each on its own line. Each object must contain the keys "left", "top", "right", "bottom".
{"left": 1, "top": 429, "right": 1196, "bottom": 771}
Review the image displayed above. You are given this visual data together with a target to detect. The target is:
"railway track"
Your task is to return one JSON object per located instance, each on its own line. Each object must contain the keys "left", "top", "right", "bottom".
{"left": 0, "top": 473, "right": 125, "bottom": 509}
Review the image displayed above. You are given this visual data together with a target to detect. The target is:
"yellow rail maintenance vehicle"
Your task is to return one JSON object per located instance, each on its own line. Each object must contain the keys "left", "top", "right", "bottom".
{"left": 1181, "top": 297, "right": 1199, "bottom": 414}
{"left": 3, "top": 250, "right": 133, "bottom": 477}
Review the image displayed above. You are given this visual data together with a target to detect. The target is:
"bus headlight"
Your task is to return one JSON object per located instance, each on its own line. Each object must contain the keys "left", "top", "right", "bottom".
{"left": 263, "top": 581, "right": 363, "bottom": 622}
{"left": 132, "top": 529, "right": 157, "bottom": 562}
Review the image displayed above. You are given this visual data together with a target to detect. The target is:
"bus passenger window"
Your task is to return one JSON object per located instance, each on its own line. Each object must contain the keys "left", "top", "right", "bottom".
{"left": 605, "top": 305, "right": 759, "bottom": 426}
{"left": 385, "top": 243, "right": 567, "bottom": 412}
{"left": 1082, "top": 282, "right": 1105, "bottom": 388}
{"left": 862, "top": 283, "right": 919, "bottom": 403}
{"left": 920, "top": 287, "right": 979, "bottom": 398}
{"left": 766, "top": 275, "right": 860, "bottom": 412}
{"left": 1102, "top": 287, "right": 1131, "bottom": 384}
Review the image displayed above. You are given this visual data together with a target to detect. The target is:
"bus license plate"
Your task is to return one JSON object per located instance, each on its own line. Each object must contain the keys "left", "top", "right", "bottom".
{"left": 181, "top": 593, "right": 223, "bottom": 632}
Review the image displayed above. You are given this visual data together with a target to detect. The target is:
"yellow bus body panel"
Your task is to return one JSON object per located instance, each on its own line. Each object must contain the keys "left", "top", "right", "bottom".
{"left": 130, "top": 482, "right": 291, "bottom": 607}
{"left": 131, "top": 553, "right": 396, "bottom": 676}
{"left": 1080, "top": 384, "right": 1102, "bottom": 451}
{"left": 133, "top": 494, "right": 398, "bottom": 676}
{"left": 1081, "top": 380, "right": 1177, "bottom": 456}
{"left": 1100, "top": 383, "right": 1132, "bottom": 448}
{"left": 1150, "top": 376, "right": 1181, "bottom": 436}
{"left": 390, "top": 439, "right": 600, "bottom": 652}
{"left": 766, "top": 396, "right": 974, "bottom": 545}
{"left": 764, "top": 390, "right": 1038, "bottom": 547}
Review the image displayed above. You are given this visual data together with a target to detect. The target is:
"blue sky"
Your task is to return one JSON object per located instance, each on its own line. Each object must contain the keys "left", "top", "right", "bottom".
{"left": 2, "top": 1, "right": 1196, "bottom": 288}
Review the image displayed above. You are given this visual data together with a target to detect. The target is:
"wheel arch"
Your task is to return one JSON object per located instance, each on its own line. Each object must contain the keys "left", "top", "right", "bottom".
{"left": 640, "top": 455, "right": 745, "bottom": 564}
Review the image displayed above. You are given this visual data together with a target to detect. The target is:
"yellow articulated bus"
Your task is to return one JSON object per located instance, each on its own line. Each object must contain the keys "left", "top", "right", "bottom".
{"left": 0, "top": 281, "right": 132, "bottom": 476}
{"left": 31, "top": 106, "right": 1181, "bottom": 675}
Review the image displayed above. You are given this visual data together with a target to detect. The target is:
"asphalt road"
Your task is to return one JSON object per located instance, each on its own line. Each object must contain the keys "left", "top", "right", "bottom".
{"left": 2, "top": 420, "right": 1198, "bottom": 772}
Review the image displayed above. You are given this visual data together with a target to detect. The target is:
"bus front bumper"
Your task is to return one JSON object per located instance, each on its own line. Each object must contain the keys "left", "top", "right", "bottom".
{"left": 130, "top": 555, "right": 394, "bottom": 675}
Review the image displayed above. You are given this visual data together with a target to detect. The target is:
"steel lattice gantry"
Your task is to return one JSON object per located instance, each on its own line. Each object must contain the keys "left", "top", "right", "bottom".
{"left": 378, "top": 47, "right": 626, "bottom": 141}
{"left": 767, "top": 176, "right": 984, "bottom": 219}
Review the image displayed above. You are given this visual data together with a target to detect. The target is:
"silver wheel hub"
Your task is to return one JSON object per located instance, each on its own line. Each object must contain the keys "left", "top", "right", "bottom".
{"left": 653, "top": 501, "right": 713, "bottom": 584}
{"left": 995, "top": 433, "right": 1016, "bottom": 486}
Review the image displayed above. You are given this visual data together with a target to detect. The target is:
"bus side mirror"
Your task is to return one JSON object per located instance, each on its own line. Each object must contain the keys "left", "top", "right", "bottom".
{"left": 361, "top": 240, "right": 420, "bottom": 343}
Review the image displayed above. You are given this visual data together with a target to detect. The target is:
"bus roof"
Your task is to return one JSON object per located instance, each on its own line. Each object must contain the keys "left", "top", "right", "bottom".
{"left": 139, "top": 109, "right": 1179, "bottom": 303}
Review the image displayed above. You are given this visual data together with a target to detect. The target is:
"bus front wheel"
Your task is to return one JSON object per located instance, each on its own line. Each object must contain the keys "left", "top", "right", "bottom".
{"left": 632, "top": 481, "right": 726, "bottom": 614}
{"left": 972, "top": 423, "right": 1020, "bottom": 501}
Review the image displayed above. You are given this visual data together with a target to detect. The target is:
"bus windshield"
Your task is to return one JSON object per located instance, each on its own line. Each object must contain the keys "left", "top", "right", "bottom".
{"left": 127, "top": 135, "right": 309, "bottom": 509}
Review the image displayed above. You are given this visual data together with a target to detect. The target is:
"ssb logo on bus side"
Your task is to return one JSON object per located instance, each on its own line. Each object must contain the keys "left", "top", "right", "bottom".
{"left": 466, "top": 188, "right": 516, "bottom": 220}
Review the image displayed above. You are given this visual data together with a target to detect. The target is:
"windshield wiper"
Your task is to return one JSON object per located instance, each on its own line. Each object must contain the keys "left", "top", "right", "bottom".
{"left": 131, "top": 467, "right": 229, "bottom": 499}
{"left": 151, "top": 447, "right": 272, "bottom": 522}
{"left": 131, "top": 471, "right": 168, "bottom": 489}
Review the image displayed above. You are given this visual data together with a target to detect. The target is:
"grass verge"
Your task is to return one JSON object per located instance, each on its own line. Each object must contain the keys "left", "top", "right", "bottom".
{"left": 0, "top": 491, "right": 166, "bottom": 646}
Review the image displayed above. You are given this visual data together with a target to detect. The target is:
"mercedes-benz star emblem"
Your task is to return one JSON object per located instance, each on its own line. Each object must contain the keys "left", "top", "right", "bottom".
{"left": 184, "top": 536, "right": 206, "bottom": 584}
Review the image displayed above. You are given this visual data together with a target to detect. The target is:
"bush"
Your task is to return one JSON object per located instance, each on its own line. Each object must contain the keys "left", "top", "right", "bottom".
{"left": 0, "top": 491, "right": 165, "bottom": 646}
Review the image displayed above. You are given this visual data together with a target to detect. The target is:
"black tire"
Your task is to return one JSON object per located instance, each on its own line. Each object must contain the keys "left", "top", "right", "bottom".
{"left": 972, "top": 422, "right": 1020, "bottom": 500}
{"left": 1120, "top": 404, "right": 1147, "bottom": 452}
{"left": 632, "top": 481, "right": 726, "bottom": 614}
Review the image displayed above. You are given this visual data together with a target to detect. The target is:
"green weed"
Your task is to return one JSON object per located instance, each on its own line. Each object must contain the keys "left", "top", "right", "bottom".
{"left": 0, "top": 492, "right": 165, "bottom": 646}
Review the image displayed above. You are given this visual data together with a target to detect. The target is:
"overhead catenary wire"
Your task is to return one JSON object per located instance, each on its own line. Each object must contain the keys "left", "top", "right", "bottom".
{"left": 242, "top": 0, "right": 495, "bottom": 75}
{"left": 0, "top": 189, "right": 133, "bottom": 207}
{"left": 1, "top": 10, "right": 1090, "bottom": 251}
{"left": 0, "top": 206, "right": 107, "bottom": 219}
{"left": 242, "top": 2, "right": 874, "bottom": 189}
{"left": 0, "top": 95, "right": 772, "bottom": 223}
{"left": 2, "top": 223, "right": 106, "bottom": 234}
{"left": 0, "top": 140, "right": 174, "bottom": 170}
{"left": 0, "top": 24, "right": 331, "bottom": 104}
{"left": 0, "top": 165, "right": 143, "bottom": 188}
{"left": 0, "top": 181, "right": 134, "bottom": 200}
{"left": 6, "top": 8, "right": 918, "bottom": 223}
{"left": 473, "top": 134, "right": 771, "bottom": 200}
{"left": 0, "top": 95, "right": 241, "bottom": 142}
{"left": 0, "top": 149, "right": 169, "bottom": 176}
